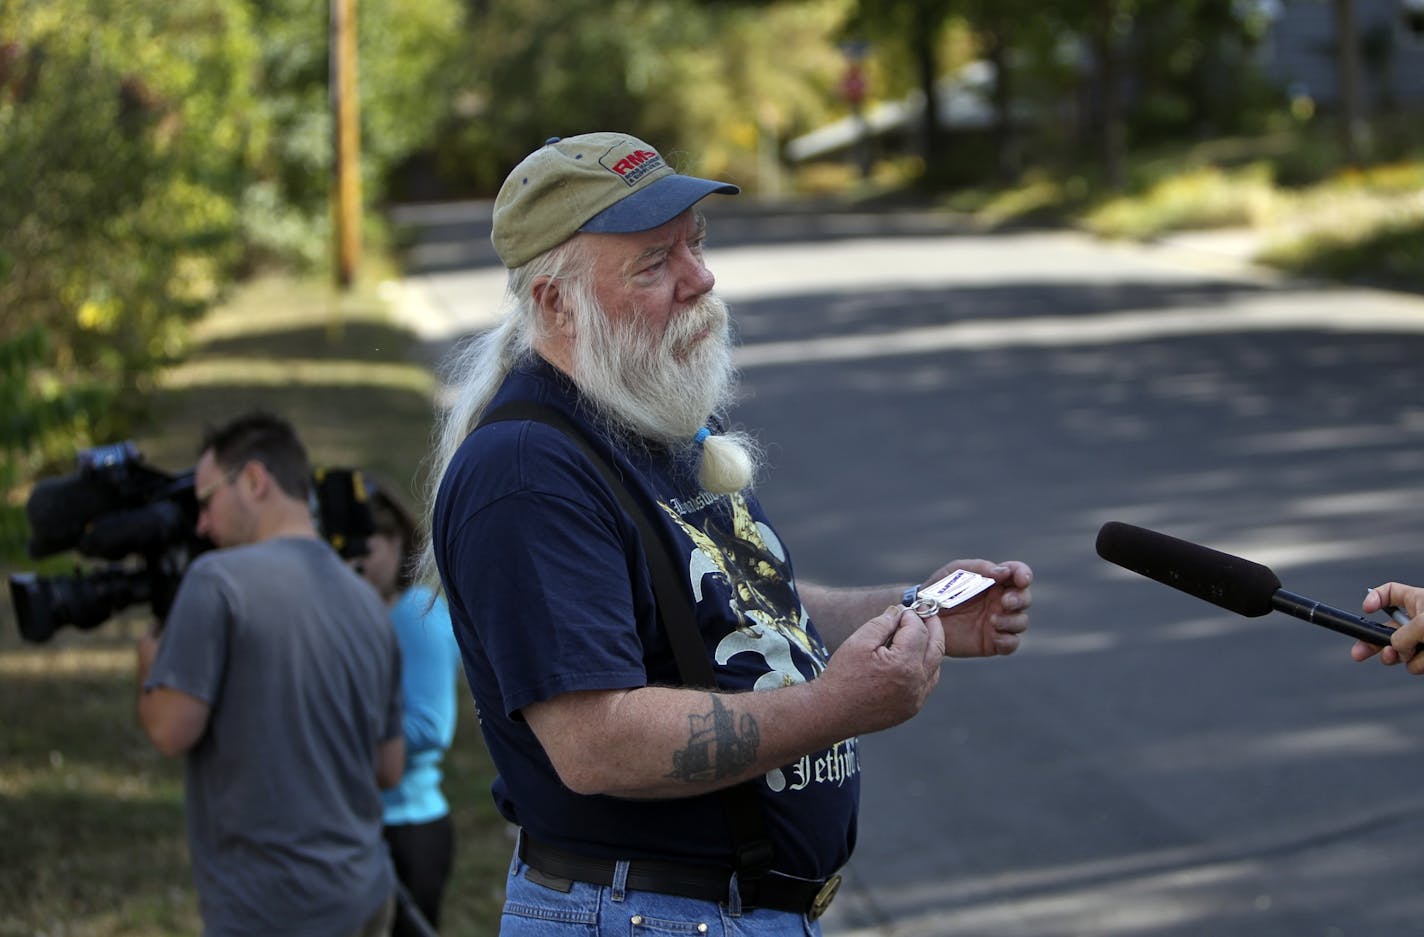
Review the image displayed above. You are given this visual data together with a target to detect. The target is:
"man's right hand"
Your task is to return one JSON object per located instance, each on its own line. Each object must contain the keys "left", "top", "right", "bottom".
{"left": 818, "top": 605, "right": 945, "bottom": 735}
{"left": 135, "top": 625, "right": 161, "bottom": 686}
{"left": 1354, "top": 582, "right": 1424, "bottom": 673}
{"left": 522, "top": 606, "right": 947, "bottom": 799}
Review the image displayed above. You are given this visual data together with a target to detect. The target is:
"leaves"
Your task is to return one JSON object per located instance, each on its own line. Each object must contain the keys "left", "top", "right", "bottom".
{"left": 0, "top": 0, "right": 467, "bottom": 493}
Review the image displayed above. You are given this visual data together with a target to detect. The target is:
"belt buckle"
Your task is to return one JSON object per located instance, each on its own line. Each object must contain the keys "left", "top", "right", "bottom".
{"left": 808, "top": 873, "right": 842, "bottom": 921}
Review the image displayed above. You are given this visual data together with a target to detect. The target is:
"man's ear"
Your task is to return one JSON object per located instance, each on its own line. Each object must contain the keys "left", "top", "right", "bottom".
{"left": 239, "top": 460, "right": 271, "bottom": 500}
{"left": 531, "top": 276, "right": 576, "bottom": 340}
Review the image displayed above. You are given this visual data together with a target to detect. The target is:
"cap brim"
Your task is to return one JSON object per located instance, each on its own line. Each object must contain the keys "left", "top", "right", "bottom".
{"left": 579, "top": 174, "right": 740, "bottom": 234}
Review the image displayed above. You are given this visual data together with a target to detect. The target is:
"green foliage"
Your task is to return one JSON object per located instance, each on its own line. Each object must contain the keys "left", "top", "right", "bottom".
{"left": 429, "top": 0, "right": 700, "bottom": 193}
{"left": 944, "top": 171, "right": 1092, "bottom": 228}
{"left": 242, "top": 0, "right": 465, "bottom": 226}
{"left": 662, "top": 0, "right": 857, "bottom": 184}
{"left": 1258, "top": 160, "right": 1424, "bottom": 291}
{"left": 2, "top": 0, "right": 260, "bottom": 460}
{"left": 1, "top": 0, "right": 467, "bottom": 501}
{"left": 0, "top": 328, "right": 110, "bottom": 560}
{"left": 1085, "top": 162, "right": 1277, "bottom": 238}
{"left": 1264, "top": 218, "right": 1424, "bottom": 291}
{"left": 1, "top": 331, "right": 44, "bottom": 559}
{"left": 426, "top": 0, "right": 854, "bottom": 195}
{"left": 833, "top": 0, "right": 1284, "bottom": 188}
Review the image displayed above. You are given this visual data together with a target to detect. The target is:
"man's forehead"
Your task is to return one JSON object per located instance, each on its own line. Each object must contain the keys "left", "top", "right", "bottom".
{"left": 194, "top": 450, "right": 224, "bottom": 481}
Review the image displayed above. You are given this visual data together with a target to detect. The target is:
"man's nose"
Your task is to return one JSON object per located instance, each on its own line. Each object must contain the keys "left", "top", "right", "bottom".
{"left": 674, "top": 251, "right": 715, "bottom": 303}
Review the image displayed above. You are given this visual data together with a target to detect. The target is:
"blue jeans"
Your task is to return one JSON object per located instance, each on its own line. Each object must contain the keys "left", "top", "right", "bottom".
{"left": 500, "top": 846, "right": 823, "bottom": 937}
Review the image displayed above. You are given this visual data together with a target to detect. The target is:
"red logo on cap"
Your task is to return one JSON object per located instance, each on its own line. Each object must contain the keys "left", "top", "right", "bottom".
{"left": 602, "top": 147, "right": 665, "bottom": 186}
{"left": 611, "top": 149, "right": 656, "bottom": 175}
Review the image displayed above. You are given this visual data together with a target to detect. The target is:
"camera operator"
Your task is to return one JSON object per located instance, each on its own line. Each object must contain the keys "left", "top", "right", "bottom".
{"left": 135, "top": 411, "right": 405, "bottom": 937}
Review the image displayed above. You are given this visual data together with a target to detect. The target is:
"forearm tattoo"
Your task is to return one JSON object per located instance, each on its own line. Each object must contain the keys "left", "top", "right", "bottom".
{"left": 667, "top": 694, "right": 760, "bottom": 782}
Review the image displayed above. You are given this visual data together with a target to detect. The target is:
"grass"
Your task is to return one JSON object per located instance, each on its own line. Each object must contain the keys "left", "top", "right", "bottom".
{"left": 0, "top": 263, "right": 509, "bottom": 937}
{"left": 937, "top": 121, "right": 1424, "bottom": 294}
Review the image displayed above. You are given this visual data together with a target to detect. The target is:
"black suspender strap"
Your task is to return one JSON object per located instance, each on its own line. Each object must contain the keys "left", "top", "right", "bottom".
{"left": 481, "top": 402, "right": 716, "bottom": 688}
{"left": 476, "top": 401, "right": 775, "bottom": 888}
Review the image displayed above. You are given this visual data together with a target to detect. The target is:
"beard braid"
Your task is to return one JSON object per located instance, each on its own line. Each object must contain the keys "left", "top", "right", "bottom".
{"left": 566, "top": 287, "right": 761, "bottom": 492}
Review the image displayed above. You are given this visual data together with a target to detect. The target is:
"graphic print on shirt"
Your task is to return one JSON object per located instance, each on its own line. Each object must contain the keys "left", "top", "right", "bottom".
{"left": 661, "top": 492, "right": 827, "bottom": 684}
{"left": 661, "top": 493, "right": 859, "bottom": 794}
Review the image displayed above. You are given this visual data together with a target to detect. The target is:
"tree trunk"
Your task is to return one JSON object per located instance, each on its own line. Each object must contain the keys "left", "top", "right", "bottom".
{"left": 1093, "top": 0, "right": 1126, "bottom": 190}
{"left": 913, "top": 1, "right": 942, "bottom": 177}
{"left": 1332, "top": 0, "right": 1365, "bottom": 165}
{"left": 985, "top": 24, "right": 1020, "bottom": 182}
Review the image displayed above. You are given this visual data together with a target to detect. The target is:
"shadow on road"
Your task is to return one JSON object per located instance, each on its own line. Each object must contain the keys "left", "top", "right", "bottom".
{"left": 732, "top": 281, "right": 1424, "bottom": 936}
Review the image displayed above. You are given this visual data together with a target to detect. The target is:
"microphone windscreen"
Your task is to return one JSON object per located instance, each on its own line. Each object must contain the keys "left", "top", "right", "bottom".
{"left": 1095, "top": 521, "right": 1281, "bottom": 617}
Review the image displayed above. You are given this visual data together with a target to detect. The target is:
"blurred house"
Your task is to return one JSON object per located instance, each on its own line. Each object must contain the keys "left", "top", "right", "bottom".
{"left": 1256, "top": 0, "right": 1424, "bottom": 108}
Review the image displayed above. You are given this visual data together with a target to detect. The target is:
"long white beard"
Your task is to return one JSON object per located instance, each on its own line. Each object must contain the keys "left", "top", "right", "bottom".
{"left": 571, "top": 292, "right": 736, "bottom": 444}
{"left": 569, "top": 291, "right": 758, "bottom": 493}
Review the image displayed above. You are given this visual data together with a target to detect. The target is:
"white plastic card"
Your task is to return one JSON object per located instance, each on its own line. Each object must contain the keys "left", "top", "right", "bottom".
{"left": 918, "top": 568, "right": 995, "bottom": 610}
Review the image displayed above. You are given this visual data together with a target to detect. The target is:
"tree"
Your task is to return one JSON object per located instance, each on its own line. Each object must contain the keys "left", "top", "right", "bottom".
{"left": 0, "top": 0, "right": 468, "bottom": 503}
{"left": 429, "top": 0, "right": 852, "bottom": 195}
{"left": 1, "top": 0, "right": 261, "bottom": 449}
{"left": 237, "top": 0, "right": 466, "bottom": 264}
{"left": 1332, "top": 0, "right": 1366, "bottom": 165}
{"left": 1081, "top": 0, "right": 1130, "bottom": 190}
{"left": 846, "top": 0, "right": 957, "bottom": 179}
{"left": 953, "top": 0, "right": 1080, "bottom": 182}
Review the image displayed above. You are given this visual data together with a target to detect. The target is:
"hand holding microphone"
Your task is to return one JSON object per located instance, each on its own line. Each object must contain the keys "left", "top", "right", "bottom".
{"left": 1094, "top": 521, "right": 1421, "bottom": 656}
{"left": 1356, "top": 582, "right": 1424, "bottom": 674}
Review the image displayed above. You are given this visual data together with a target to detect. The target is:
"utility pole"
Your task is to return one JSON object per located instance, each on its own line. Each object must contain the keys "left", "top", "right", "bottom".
{"left": 331, "top": 0, "right": 361, "bottom": 289}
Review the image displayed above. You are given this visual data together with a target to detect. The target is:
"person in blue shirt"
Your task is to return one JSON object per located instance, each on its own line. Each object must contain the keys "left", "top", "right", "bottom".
{"left": 354, "top": 479, "right": 461, "bottom": 936}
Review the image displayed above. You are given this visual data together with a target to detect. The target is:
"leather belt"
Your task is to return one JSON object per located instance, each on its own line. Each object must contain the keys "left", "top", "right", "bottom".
{"left": 518, "top": 833, "right": 842, "bottom": 921}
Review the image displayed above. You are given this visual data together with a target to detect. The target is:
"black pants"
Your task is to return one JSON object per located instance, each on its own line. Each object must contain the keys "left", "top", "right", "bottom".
{"left": 384, "top": 815, "right": 455, "bottom": 936}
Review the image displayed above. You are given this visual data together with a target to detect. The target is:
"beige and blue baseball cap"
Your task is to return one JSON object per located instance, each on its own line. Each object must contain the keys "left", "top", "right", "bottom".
{"left": 491, "top": 132, "right": 740, "bottom": 269}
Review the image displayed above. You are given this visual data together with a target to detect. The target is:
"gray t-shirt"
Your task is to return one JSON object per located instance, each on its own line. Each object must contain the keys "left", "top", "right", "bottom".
{"left": 147, "top": 536, "right": 402, "bottom": 937}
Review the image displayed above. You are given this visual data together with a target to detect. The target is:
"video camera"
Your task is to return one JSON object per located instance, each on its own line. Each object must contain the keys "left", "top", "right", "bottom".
{"left": 7, "top": 441, "right": 374, "bottom": 644}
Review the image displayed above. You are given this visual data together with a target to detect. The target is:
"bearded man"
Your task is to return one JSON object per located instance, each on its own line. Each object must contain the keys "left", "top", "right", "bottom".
{"left": 426, "top": 132, "right": 1034, "bottom": 936}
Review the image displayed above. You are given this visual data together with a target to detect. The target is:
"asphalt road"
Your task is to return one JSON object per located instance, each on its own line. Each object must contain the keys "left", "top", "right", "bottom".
{"left": 393, "top": 201, "right": 1424, "bottom": 937}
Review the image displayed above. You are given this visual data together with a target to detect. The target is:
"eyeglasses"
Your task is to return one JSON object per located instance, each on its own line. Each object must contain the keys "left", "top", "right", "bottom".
{"left": 195, "top": 468, "right": 241, "bottom": 511}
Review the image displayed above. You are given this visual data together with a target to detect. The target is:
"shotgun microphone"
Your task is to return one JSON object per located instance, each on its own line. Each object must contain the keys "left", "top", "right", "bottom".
{"left": 1095, "top": 521, "right": 1406, "bottom": 647}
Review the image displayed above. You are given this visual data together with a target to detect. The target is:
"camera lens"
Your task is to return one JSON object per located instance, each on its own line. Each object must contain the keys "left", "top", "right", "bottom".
{"left": 8, "top": 568, "right": 152, "bottom": 643}
{"left": 9, "top": 573, "right": 57, "bottom": 643}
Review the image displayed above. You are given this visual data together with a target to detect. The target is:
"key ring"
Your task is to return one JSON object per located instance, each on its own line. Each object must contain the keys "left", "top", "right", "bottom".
{"left": 901, "top": 569, "right": 996, "bottom": 622}
{"left": 906, "top": 595, "right": 941, "bottom": 619}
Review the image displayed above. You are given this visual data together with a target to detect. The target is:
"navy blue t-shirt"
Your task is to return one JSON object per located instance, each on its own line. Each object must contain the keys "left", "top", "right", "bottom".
{"left": 431, "top": 358, "right": 859, "bottom": 879}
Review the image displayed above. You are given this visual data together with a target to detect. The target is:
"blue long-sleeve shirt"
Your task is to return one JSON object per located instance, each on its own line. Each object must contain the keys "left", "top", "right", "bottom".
{"left": 382, "top": 584, "right": 460, "bottom": 826}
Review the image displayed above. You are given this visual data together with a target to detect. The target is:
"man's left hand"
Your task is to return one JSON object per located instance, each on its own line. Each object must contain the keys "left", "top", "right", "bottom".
{"left": 921, "top": 559, "right": 1032, "bottom": 658}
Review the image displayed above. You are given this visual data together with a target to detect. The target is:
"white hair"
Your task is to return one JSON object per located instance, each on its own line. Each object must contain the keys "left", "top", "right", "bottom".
{"left": 415, "top": 239, "right": 587, "bottom": 589}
